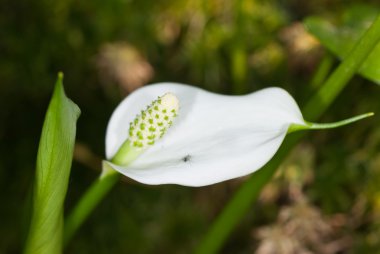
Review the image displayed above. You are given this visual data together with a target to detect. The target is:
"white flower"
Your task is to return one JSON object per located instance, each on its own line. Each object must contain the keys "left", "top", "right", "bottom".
{"left": 104, "top": 83, "right": 372, "bottom": 187}
{"left": 104, "top": 83, "right": 307, "bottom": 187}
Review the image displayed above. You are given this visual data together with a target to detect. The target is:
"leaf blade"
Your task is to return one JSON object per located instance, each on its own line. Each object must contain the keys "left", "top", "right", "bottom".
{"left": 304, "top": 5, "right": 380, "bottom": 84}
{"left": 24, "top": 73, "right": 80, "bottom": 254}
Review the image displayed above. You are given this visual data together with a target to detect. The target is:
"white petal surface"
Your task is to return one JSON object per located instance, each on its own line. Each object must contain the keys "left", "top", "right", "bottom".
{"left": 106, "top": 83, "right": 305, "bottom": 187}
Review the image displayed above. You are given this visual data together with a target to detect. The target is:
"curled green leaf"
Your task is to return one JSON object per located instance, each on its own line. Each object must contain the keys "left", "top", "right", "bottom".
{"left": 24, "top": 73, "right": 80, "bottom": 254}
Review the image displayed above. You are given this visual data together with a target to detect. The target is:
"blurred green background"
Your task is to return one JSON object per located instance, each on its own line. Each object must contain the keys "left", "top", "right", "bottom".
{"left": 1, "top": 0, "right": 380, "bottom": 253}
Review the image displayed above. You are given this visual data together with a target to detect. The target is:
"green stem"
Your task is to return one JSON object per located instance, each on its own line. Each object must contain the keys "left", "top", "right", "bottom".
{"left": 63, "top": 170, "right": 120, "bottom": 246}
{"left": 64, "top": 140, "right": 143, "bottom": 246}
{"left": 195, "top": 13, "right": 380, "bottom": 254}
{"left": 310, "top": 53, "right": 334, "bottom": 88}
{"left": 231, "top": 0, "right": 248, "bottom": 95}
{"left": 287, "top": 112, "right": 374, "bottom": 133}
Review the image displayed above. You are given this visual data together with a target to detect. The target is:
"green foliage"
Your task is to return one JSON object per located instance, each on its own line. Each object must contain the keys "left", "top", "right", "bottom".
{"left": 305, "top": 4, "right": 380, "bottom": 84}
{"left": 24, "top": 74, "right": 80, "bottom": 254}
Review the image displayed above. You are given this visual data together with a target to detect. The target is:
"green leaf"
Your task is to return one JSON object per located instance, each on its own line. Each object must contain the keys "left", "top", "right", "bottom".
{"left": 304, "top": 4, "right": 380, "bottom": 84}
{"left": 24, "top": 73, "right": 80, "bottom": 254}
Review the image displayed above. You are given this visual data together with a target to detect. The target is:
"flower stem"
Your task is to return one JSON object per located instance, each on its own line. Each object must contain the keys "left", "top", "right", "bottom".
{"left": 231, "top": 0, "right": 248, "bottom": 94}
{"left": 195, "top": 13, "right": 380, "bottom": 254}
{"left": 310, "top": 53, "right": 334, "bottom": 88}
{"left": 63, "top": 169, "right": 120, "bottom": 246}
{"left": 63, "top": 141, "right": 141, "bottom": 246}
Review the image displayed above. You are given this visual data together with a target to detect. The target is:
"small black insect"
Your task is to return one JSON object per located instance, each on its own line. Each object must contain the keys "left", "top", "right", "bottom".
{"left": 182, "top": 155, "right": 191, "bottom": 162}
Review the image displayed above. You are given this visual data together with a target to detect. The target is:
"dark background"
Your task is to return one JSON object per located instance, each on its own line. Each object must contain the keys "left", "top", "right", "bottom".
{"left": 1, "top": 0, "right": 380, "bottom": 253}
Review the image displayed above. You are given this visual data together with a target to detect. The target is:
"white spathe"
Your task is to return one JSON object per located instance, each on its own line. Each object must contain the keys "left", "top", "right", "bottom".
{"left": 105, "top": 83, "right": 306, "bottom": 187}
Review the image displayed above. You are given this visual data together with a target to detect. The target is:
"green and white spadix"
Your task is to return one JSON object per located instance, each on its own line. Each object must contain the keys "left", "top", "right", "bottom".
{"left": 105, "top": 83, "right": 373, "bottom": 187}
{"left": 110, "top": 92, "right": 179, "bottom": 166}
